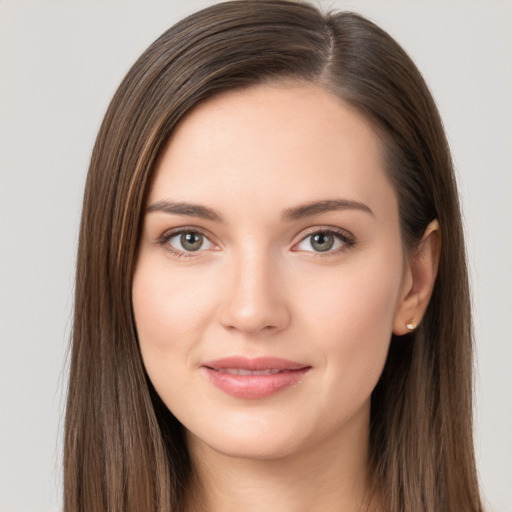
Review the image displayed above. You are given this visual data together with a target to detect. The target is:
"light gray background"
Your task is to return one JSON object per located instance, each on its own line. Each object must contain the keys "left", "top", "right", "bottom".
{"left": 1, "top": 1, "right": 511, "bottom": 511}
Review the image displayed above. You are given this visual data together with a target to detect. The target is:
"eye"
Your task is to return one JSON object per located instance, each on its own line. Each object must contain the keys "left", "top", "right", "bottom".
{"left": 294, "top": 228, "right": 355, "bottom": 255}
{"left": 161, "top": 229, "right": 216, "bottom": 257}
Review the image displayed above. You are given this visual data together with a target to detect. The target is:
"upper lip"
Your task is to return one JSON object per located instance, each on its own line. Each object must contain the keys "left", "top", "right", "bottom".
{"left": 201, "top": 356, "right": 310, "bottom": 371}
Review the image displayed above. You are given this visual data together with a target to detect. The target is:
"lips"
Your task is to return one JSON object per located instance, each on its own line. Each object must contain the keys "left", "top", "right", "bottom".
{"left": 215, "top": 368, "right": 283, "bottom": 375}
{"left": 200, "top": 356, "right": 311, "bottom": 399}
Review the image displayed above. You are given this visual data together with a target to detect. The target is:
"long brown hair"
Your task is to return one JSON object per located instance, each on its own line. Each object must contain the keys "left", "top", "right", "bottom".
{"left": 64, "top": 1, "right": 483, "bottom": 510}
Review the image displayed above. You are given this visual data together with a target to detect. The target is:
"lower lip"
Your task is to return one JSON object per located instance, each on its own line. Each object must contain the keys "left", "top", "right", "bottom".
{"left": 201, "top": 367, "right": 311, "bottom": 399}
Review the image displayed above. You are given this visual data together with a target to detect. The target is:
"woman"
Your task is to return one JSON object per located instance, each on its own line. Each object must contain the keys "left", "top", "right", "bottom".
{"left": 64, "top": 1, "right": 484, "bottom": 510}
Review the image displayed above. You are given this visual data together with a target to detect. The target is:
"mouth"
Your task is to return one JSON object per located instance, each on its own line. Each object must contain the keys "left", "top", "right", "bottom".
{"left": 200, "top": 356, "right": 311, "bottom": 399}
{"left": 212, "top": 368, "right": 290, "bottom": 375}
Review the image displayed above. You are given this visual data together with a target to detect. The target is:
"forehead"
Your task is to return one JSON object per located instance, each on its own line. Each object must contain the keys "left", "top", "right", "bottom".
{"left": 148, "top": 83, "right": 396, "bottom": 221}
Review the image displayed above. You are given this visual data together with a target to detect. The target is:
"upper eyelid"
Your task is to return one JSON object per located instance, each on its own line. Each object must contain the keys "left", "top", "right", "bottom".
{"left": 298, "top": 225, "right": 353, "bottom": 238}
{"left": 160, "top": 225, "right": 214, "bottom": 241}
{"left": 159, "top": 225, "right": 352, "bottom": 239}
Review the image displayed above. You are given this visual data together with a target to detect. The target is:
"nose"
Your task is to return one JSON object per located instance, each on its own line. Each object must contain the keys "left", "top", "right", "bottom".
{"left": 218, "top": 248, "right": 291, "bottom": 335}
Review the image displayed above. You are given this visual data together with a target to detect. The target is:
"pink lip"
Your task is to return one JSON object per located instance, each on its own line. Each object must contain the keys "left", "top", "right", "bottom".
{"left": 200, "top": 356, "right": 311, "bottom": 399}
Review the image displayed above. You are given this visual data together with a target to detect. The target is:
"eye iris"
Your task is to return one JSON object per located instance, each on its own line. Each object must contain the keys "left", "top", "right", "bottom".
{"left": 311, "top": 232, "right": 334, "bottom": 252}
{"left": 181, "top": 232, "right": 203, "bottom": 251}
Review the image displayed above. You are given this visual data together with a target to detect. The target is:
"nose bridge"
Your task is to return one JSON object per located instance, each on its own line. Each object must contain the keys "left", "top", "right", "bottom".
{"left": 219, "top": 241, "right": 290, "bottom": 334}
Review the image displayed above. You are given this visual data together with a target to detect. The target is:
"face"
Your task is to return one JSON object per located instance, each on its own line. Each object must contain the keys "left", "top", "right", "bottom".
{"left": 132, "top": 83, "right": 410, "bottom": 461}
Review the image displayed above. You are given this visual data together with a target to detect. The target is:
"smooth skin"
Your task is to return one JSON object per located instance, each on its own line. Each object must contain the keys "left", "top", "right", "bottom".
{"left": 132, "top": 83, "right": 440, "bottom": 512}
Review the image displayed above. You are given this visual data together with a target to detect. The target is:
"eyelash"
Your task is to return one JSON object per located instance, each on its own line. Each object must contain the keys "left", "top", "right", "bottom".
{"left": 158, "top": 226, "right": 356, "bottom": 259}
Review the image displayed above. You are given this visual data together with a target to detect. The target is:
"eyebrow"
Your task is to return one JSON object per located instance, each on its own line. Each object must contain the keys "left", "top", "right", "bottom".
{"left": 147, "top": 200, "right": 223, "bottom": 221}
{"left": 281, "top": 199, "right": 373, "bottom": 222}
{"left": 146, "top": 198, "right": 373, "bottom": 222}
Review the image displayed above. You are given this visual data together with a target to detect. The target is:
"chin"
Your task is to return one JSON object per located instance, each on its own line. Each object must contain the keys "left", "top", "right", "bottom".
{"left": 185, "top": 414, "right": 312, "bottom": 462}
{"left": 196, "top": 435, "right": 303, "bottom": 462}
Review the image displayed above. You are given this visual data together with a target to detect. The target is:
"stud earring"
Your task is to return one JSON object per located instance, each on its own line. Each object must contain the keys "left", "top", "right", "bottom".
{"left": 406, "top": 321, "right": 417, "bottom": 331}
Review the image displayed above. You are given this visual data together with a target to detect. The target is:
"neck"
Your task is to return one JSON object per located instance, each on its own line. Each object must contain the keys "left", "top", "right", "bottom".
{"left": 183, "top": 402, "right": 381, "bottom": 512}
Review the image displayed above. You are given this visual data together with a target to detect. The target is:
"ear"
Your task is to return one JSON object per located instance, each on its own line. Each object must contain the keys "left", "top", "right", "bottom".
{"left": 393, "top": 220, "right": 441, "bottom": 335}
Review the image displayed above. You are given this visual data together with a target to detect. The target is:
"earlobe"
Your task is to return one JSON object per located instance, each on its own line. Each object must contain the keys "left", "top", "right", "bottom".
{"left": 393, "top": 220, "right": 441, "bottom": 336}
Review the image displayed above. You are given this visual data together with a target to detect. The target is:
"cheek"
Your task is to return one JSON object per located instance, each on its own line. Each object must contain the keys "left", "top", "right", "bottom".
{"left": 295, "top": 252, "right": 403, "bottom": 391}
{"left": 131, "top": 257, "right": 222, "bottom": 421}
{"left": 300, "top": 256, "right": 401, "bottom": 334}
{"left": 132, "top": 258, "right": 216, "bottom": 360}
